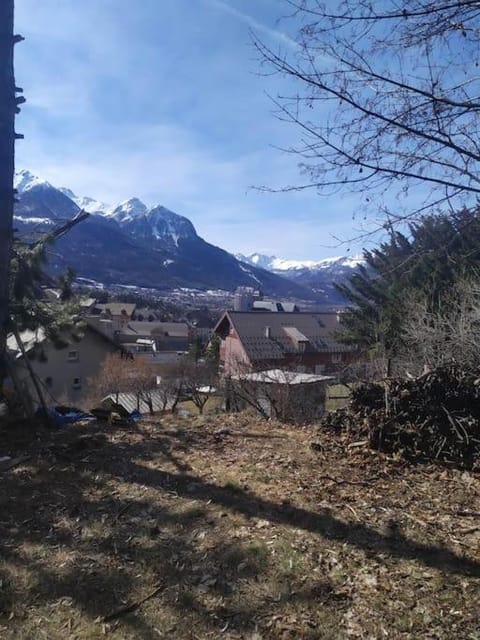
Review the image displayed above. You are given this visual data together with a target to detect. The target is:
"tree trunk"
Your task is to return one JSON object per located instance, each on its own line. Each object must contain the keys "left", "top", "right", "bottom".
{"left": 0, "top": 2, "right": 18, "bottom": 385}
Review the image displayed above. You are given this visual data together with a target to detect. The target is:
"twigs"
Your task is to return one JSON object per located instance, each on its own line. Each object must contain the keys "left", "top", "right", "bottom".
{"left": 102, "top": 584, "right": 166, "bottom": 623}
{"left": 322, "top": 364, "right": 480, "bottom": 469}
{"left": 318, "top": 474, "right": 381, "bottom": 487}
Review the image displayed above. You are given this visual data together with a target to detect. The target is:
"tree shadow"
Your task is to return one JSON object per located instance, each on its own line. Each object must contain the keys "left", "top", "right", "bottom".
{"left": 0, "top": 418, "right": 479, "bottom": 639}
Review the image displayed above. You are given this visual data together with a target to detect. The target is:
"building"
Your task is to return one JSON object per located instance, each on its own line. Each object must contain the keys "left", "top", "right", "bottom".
{"left": 229, "top": 368, "right": 334, "bottom": 422}
{"left": 5, "top": 322, "right": 123, "bottom": 408}
{"left": 90, "top": 302, "right": 137, "bottom": 330}
{"left": 214, "top": 310, "right": 357, "bottom": 376}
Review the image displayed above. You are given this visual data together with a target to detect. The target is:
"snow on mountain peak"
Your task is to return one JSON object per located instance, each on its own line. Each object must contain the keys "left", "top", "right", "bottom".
{"left": 146, "top": 205, "right": 197, "bottom": 244}
{"left": 14, "top": 169, "right": 51, "bottom": 193}
{"left": 109, "top": 197, "right": 148, "bottom": 222}
{"left": 58, "top": 187, "right": 110, "bottom": 214}
{"left": 238, "top": 252, "right": 365, "bottom": 273}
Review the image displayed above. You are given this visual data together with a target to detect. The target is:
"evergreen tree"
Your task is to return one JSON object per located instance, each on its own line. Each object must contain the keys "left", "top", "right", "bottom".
{"left": 337, "top": 208, "right": 480, "bottom": 359}
{"left": 9, "top": 236, "right": 84, "bottom": 350}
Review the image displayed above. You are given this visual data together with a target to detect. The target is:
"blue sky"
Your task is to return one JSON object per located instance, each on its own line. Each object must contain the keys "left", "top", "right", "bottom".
{"left": 14, "top": 0, "right": 372, "bottom": 259}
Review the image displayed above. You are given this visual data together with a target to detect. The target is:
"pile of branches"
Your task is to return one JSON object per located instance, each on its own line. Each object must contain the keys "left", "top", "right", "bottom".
{"left": 323, "top": 365, "right": 480, "bottom": 469}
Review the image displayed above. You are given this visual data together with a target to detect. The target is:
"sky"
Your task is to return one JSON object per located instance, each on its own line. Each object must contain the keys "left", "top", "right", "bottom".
{"left": 14, "top": 0, "right": 374, "bottom": 260}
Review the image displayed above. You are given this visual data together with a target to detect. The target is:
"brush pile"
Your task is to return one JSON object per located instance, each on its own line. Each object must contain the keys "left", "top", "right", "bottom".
{"left": 322, "top": 365, "right": 480, "bottom": 469}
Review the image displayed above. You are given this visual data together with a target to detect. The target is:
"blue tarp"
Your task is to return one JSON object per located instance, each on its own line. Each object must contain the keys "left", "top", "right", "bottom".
{"left": 35, "top": 407, "right": 94, "bottom": 428}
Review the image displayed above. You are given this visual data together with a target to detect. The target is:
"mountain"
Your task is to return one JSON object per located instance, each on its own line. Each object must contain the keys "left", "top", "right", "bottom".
{"left": 237, "top": 253, "right": 364, "bottom": 273}
{"left": 237, "top": 252, "right": 366, "bottom": 304}
{"left": 13, "top": 171, "right": 314, "bottom": 299}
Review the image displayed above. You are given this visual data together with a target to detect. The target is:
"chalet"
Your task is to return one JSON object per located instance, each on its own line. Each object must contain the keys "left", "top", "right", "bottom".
{"left": 214, "top": 311, "right": 357, "bottom": 376}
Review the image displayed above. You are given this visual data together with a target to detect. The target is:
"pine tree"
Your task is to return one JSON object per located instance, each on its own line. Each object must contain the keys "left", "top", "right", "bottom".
{"left": 337, "top": 208, "right": 480, "bottom": 359}
{"left": 9, "top": 234, "right": 84, "bottom": 345}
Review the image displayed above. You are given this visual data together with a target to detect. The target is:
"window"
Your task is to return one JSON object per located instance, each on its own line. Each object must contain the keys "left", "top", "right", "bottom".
{"left": 67, "top": 350, "right": 79, "bottom": 362}
{"left": 72, "top": 377, "right": 82, "bottom": 389}
{"left": 45, "top": 377, "right": 53, "bottom": 388}
{"left": 331, "top": 353, "right": 343, "bottom": 363}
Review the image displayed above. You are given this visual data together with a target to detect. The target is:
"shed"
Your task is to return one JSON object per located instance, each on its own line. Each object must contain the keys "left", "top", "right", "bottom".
{"left": 229, "top": 369, "right": 334, "bottom": 422}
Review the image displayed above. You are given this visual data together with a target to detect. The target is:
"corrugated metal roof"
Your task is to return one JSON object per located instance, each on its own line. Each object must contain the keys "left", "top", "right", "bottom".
{"left": 103, "top": 390, "right": 169, "bottom": 414}
{"left": 231, "top": 369, "right": 334, "bottom": 385}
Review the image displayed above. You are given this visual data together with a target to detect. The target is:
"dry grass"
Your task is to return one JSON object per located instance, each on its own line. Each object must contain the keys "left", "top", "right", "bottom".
{"left": 0, "top": 413, "right": 479, "bottom": 639}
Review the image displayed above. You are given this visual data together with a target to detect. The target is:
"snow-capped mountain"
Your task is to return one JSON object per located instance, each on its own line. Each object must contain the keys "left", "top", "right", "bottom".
{"left": 107, "top": 197, "right": 148, "bottom": 222}
{"left": 111, "top": 201, "right": 197, "bottom": 249}
{"left": 14, "top": 170, "right": 79, "bottom": 221}
{"left": 237, "top": 252, "right": 366, "bottom": 303}
{"left": 60, "top": 188, "right": 111, "bottom": 215}
{"left": 63, "top": 188, "right": 198, "bottom": 249}
{"left": 237, "top": 252, "right": 364, "bottom": 272}
{"left": 13, "top": 170, "right": 314, "bottom": 298}
{"left": 14, "top": 169, "right": 50, "bottom": 193}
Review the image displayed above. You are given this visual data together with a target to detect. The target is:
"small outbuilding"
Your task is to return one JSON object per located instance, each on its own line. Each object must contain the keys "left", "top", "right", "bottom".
{"left": 229, "top": 368, "right": 334, "bottom": 422}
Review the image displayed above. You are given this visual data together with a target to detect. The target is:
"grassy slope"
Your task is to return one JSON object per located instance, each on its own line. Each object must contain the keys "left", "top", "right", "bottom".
{"left": 0, "top": 414, "right": 479, "bottom": 639}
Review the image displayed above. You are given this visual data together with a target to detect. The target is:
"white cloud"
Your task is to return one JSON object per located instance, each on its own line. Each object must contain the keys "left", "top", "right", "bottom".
{"left": 13, "top": 0, "right": 369, "bottom": 260}
{"left": 206, "top": 0, "right": 298, "bottom": 49}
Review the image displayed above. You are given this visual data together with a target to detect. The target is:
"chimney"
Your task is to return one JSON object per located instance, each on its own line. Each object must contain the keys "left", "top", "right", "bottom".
{"left": 264, "top": 326, "right": 271, "bottom": 338}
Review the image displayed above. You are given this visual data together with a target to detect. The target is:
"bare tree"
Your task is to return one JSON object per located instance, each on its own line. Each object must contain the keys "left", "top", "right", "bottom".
{"left": 256, "top": 1, "right": 480, "bottom": 225}
{"left": 127, "top": 358, "right": 157, "bottom": 413}
{"left": 91, "top": 354, "right": 159, "bottom": 412}
{"left": 92, "top": 354, "right": 134, "bottom": 404}
{"left": 400, "top": 278, "right": 480, "bottom": 374}
{"left": 158, "top": 358, "right": 192, "bottom": 414}
{"left": 184, "top": 360, "right": 218, "bottom": 415}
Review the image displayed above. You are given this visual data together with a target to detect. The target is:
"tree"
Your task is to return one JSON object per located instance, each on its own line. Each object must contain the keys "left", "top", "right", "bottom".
{"left": 184, "top": 360, "right": 218, "bottom": 415}
{"left": 0, "top": 1, "right": 22, "bottom": 385}
{"left": 126, "top": 358, "right": 157, "bottom": 413}
{"left": 10, "top": 238, "right": 84, "bottom": 349}
{"left": 256, "top": 1, "right": 480, "bottom": 224}
{"left": 187, "top": 336, "right": 204, "bottom": 363}
{"left": 336, "top": 208, "right": 480, "bottom": 365}
{"left": 401, "top": 278, "right": 480, "bottom": 374}
{"left": 92, "top": 353, "right": 134, "bottom": 404}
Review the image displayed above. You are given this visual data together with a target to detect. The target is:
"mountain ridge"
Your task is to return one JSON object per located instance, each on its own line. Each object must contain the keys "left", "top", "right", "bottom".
{"left": 13, "top": 170, "right": 317, "bottom": 299}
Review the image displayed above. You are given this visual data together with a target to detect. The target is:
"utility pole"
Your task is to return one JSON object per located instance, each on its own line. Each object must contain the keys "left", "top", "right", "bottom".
{"left": 0, "top": 0, "right": 23, "bottom": 384}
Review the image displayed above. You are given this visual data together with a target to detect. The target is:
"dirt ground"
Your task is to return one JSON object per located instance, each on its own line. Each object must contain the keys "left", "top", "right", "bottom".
{"left": 0, "top": 413, "right": 479, "bottom": 639}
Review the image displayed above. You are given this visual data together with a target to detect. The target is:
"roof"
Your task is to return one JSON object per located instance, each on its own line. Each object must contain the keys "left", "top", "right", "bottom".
{"left": 214, "top": 311, "right": 352, "bottom": 361}
{"left": 6, "top": 328, "right": 47, "bottom": 359}
{"left": 252, "top": 301, "right": 300, "bottom": 312}
{"left": 126, "top": 321, "right": 189, "bottom": 338}
{"left": 231, "top": 369, "right": 334, "bottom": 385}
{"left": 79, "top": 297, "right": 96, "bottom": 308}
{"left": 7, "top": 321, "right": 122, "bottom": 360}
{"left": 95, "top": 302, "right": 136, "bottom": 317}
{"left": 102, "top": 390, "right": 168, "bottom": 414}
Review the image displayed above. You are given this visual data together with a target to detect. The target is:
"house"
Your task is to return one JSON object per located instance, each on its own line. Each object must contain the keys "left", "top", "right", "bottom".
{"left": 213, "top": 311, "right": 357, "bottom": 376}
{"left": 5, "top": 321, "right": 123, "bottom": 408}
{"left": 252, "top": 300, "right": 300, "bottom": 312}
{"left": 116, "top": 321, "right": 189, "bottom": 351}
{"left": 90, "top": 302, "right": 136, "bottom": 330}
{"left": 131, "top": 308, "right": 163, "bottom": 322}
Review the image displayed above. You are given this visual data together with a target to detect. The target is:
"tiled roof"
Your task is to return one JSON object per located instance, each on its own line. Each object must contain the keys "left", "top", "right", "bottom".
{"left": 95, "top": 302, "right": 136, "bottom": 317}
{"left": 216, "top": 311, "right": 353, "bottom": 361}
